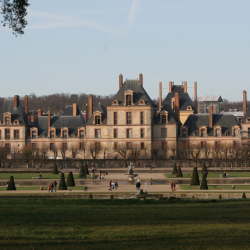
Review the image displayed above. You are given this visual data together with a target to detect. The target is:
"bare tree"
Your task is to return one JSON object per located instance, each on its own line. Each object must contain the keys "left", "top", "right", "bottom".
{"left": 0, "top": 146, "right": 10, "bottom": 168}
{"left": 152, "top": 147, "right": 160, "bottom": 166}
{"left": 102, "top": 147, "right": 107, "bottom": 168}
{"left": 89, "top": 143, "right": 101, "bottom": 168}
{"left": 79, "top": 146, "right": 86, "bottom": 166}
{"left": 241, "top": 144, "right": 250, "bottom": 168}
{"left": 69, "top": 144, "right": 78, "bottom": 168}
{"left": 114, "top": 146, "right": 130, "bottom": 168}
{"left": 190, "top": 144, "right": 202, "bottom": 168}
{"left": 60, "top": 145, "right": 67, "bottom": 168}
{"left": 130, "top": 147, "right": 140, "bottom": 167}
{"left": 22, "top": 145, "right": 33, "bottom": 169}
{"left": 221, "top": 145, "right": 233, "bottom": 168}
{"left": 39, "top": 144, "right": 49, "bottom": 168}
{"left": 140, "top": 147, "right": 148, "bottom": 168}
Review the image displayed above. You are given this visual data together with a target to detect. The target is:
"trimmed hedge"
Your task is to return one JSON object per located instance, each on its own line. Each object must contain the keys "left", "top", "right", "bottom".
{"left": 176, "top": 166, "right": 183, "bottom": 177}
{"left": 200, "top": 174, "right": 208, "bottom": 190}
{"left": 52, "top": 163, "right": 58, "bottom": 174}
{"left": 66, "top": 172, "right": 75, "bottom": 187}
{"left": 6, "top": 176, "right": 16, "bottom": 190}
{"left": 58, "top": 173, "right": 67, "bottom": 190}
{"left": 190, "top": 167, "right": 200, "bottom": 185}
{"left": 84, "top": 164, "right": 89, "bottom": 175}
{"left": 79, "top": 164, "right": 85, "bottom": 177}
{"left": 172, "top": 164, "right": 177, "bottom": 174}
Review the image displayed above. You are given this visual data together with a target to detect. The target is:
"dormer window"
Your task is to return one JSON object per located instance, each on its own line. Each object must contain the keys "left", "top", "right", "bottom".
{"left": 139, "top": 100, "right": 145, "bottom": 105}
{"left": 78, "top": 127, "right": 85, "bottom": 138}
{"left": 162, "top": 115, "right": 166, "bottom": 123}
{"left": 63, "top": 130, "right": 67, "bottom": 138}
{"left": 247, "top": 118, "right": 250, "bottom": 122}
{"left": 126, "top": 95, "right": 131, "bottom": 105}
{"left": 95, "top": 116, "right": 101, "bottom": 124}
{"left": 61, "top": 128, "right": 69, "bottom": 138}
{"left": 199, "top": 126, "right": 207, "bottom": 137}
{"left": 30, "top": 128, "right": 38, "bottom": 139}
{"left": 112, "top": 100, "right": 118, "bottom": 105}
{"left": 50, "top": 130, "right": 55, "bottom": 138}
{"left": 13, "top": 120, "right": 19, "bottom": 125}
{"left": 214, "top": 127, "right": 221, "bottom": 137}
{"left": 80, "top": 130, "right": 84, "bottom": 138}
{"left": 3, "top": 113, "right": 11, "bottom": 125}
{"left": 181, "top": 127, "right": 187, "bottom": 137}
{"left": 187, "top": 106, "right": 192, "bottom": 110}
{"left": 5, "top": 117, "right": 10, "bottom": 125}
{"left": 232, "top": 126, "right": 240, "bottom": 137}
{"left": 125, "top": 90, "right": 133, "bottom": 105}
{"left": 160, "top": 111, "right": 168, "bottom": 124}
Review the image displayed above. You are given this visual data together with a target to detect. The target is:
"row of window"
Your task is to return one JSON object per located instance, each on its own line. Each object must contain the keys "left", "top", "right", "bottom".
{"left": 0, "top": 129, "right": 19, "bottom": 140}
{"left": 31, "top": 130, "right": 85, "bottom": 139}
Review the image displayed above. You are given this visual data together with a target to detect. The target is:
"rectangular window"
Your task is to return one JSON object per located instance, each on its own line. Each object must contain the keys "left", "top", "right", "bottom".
{"left": 50, "top": 143, "right": 55, "bottom": 150}
{"left": 114, "top": 129, "right": 117, "bottom": 138}
{"left": 126, "top": 112, "right": 131, "bottom": 125}
{"left": 5, "top": 117, "right": 10, "bottom": 125}
{"left": 162, "top": 115, "right": 166, "bottom": 124}
{"left": 50, "top": 130, "right": 54, "bottom": 138}
{"left": 141, "top": 142, "right": 144, "bottom": 150}
{"left": 80, "top": 130, "right": 84, "bottom": 138}
{"left": 63, "top": 130, "right": 67, "bottom": 138}
{"left": 234, "top": 129, "right": 238, "bottom": 137}
{"left": 114, "top": 112, "right": 117, "bottom": 125}
{"left": 79, "top": 142, "right": 84, "bottom": 150}
{"left": 161, "top": 128, "right": 167, "bottom": 138}
{"left": 127, "top": 129, "right": 132, "bottom": 138}
{"left": 95, "top": 142, "right": 101, "bottom": 150}
{"left": 95, "top": 129, "right": 101, "bottom": 138}
{"left": 182, "top": 129, "right": 187, "bottom": 137}
{"left": 62, "top": 143, "right": 67, "bottom": 150}
{"left": 215, "top": 141, "right": 220, "bottom": 148}
{"left": 126, "top": 95, "right": 131, "bottom": 105}
{"left": 14, "top": 130, "right": 19, "bottom": 139}
{"left": 114, "top": 142, "right": 118, "bottom": 150}
{"left": 201, "top": 129, "right": 206, "bottom": 137}
{"left": 32, "top": 130, "right": 36, "bottom": 139}
{"left": 216, "top": 129, "right": 220, "bottom": 137}
{"left": 5, "top": 129, "right": 10, "bottom": 139}
{"left": 32, "top": 143, "right": 37, "bottom": 149}
{"left": 141, "top": 128, "right": 144, "bottom": 138}
{"left": 95, "top": 116, "right": 100, "bottom": 124}
{"left": 127, "top": 142, "right": 132, "bottom": 149}
{"left": 141, "top": 112, "right": 144, "bottom": 125}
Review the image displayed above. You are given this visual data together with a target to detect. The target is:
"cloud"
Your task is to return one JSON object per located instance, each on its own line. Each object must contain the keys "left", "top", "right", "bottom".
{"left": 127, "top": 0, "right": 144, "bottom": 27}
{"left": 26, "top": 9, "right": 126, "bottom": 35}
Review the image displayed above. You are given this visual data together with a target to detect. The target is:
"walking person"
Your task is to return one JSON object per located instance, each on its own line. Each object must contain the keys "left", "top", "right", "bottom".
{"left": 54, "top": 181, "right": 57, "bottom": 192}
{"left": 171, "top": 182, "right": 173, "bottom": 191}
{"left": 92, "top": 165, "right": 95, "bottom": 173}
{"left": 112, "top": 181, "right": 115, "bottom": 190}
{"left": 115, "top": 181, "right": 118, "bottom": 190}
{"left": 109, "top": 180, "right": 112, "bottom": 191}
{"left": 50, "top": 183, "right": 54, "bottom": 193}
{"left": 48, "top": 185, "right": 51, "bottom": 193}
{"left": 173, "top": 182, "right": 176, "bottom": 191}
{"left": 150, "top": 178, "right": 153, "bottom": 185}
{"left": 136, "top": 180, "right": 141, "bottom": 190}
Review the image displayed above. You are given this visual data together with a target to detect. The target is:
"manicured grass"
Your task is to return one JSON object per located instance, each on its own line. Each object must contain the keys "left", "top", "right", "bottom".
{"left": 180, "top": 185, "right": 250, "bottom": 190}
{"left": 0, "top": 173, "right": 91, "bottom": 179}
{"left": 166, "top": 172, "right": 250, "bottom": 178}
{"left": 1, "top": 198, "right": 250, "bottom": 249}
{"left": 0, "top": 186, "right": 87, "bottom": 191}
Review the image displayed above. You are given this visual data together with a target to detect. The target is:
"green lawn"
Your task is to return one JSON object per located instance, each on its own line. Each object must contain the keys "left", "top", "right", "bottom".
{"left": 0, "top": 173, "right": 91, "bottom": 180}
{"left": 166, "top": 172, "right": 250, "bottom": 178}
{"left": 1, "top": 198, "right": 250, "bottom": 249}
{"left": 180, "top": 185, "right": 250, "bottom": 190}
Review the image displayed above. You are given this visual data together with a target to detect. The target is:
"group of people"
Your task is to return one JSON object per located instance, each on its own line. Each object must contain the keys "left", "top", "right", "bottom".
{"left": 109, "top": 180, "right": 118, "bottom": 191}
{"left": 48, "top": 181, "right": 57, "bottom": 192}
{"left": 170, "top": 182, "right": 176, "bottom": 191}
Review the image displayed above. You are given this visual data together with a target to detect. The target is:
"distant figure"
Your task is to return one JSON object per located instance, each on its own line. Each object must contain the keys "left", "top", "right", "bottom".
{"left": 150, "top": 178, "right": 153, "bottom": 185}
{"left": 232, "top": 185, "right": 235, "bottom": 190}
{"left": 54, "top": 181, "right": 57, "bottom": 192}
{"left": 173, "top": 182, "right": 176, "bottom": 191}
{"left": 223, "top": 172, "right": 227, "bottom": 178}
{"left": 112, "top": 182, "right": 115, "bottom": 190}
{"left": 99, "top": 174, "right": 102, "bottom": 180}
{"left": 38, "top": 174, "right": 42, "bottom": 179}
{"left": 109, "top": 181, "right": 112, "bottom": 191}
{"left": 50, "top": 183, "right": 54, "bottom": 192}
{"left": 171, "top": 182, "right": 173, "bottom": 191}
{"left": 136, "top": 181, "right": 141, "bottom": 190}
{"left": 40, "top": 186, "right": 43, "bottom": 190}
{"left": 48, "top": 185, "right": 51, "bottom": 192}
{"left": 115, "top": 182, "right": 118, "bottom": 190}
{"left": 84, "top": 186, "right": 88, "bottom": 191}
{"left": 92, "top": 165, "right": 95, "bottom": 173}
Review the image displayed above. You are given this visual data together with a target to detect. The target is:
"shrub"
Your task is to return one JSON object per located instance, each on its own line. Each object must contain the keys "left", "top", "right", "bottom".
{"left": 110, "top": 195, "right": 114, "bottom": 199}
{"left": 172, "top": 164, "right": 177, "bottom": 174}
{"left": 79, "top": 164, "right": 85, "bottom": 177}
{"left": 200, "top": 174, "right": 208, "bottom": 190}
{"left": 66, "top": 172, "right": 75, "bottom": 187}
{"left": 190, "top": 167, "right": 200, "bottom": 185}
{"left": 6, "top": 176, "right": 16, "bottom": 190}
{"left": 58, "top": 173, "right": 67, "bottom": 190}
{"left": 219, "top": 194, "right": 222, "bottom": 199}
{"left": 84, "top": 164, "right": 89, "bottom": 175}
{"left": 52, "top": 162, "right": 58, "bottom": 174}
{"left": 242, "top": 193, "right": 246, "bottom": 199}
{"left": 176, "top": 166, "right": 183, "bottom": 177}
{"left": 201, "top": 162, "right": 207, "bottom": 173}
{"left": 87, "top": 194, "right": 92, "bottom": 199}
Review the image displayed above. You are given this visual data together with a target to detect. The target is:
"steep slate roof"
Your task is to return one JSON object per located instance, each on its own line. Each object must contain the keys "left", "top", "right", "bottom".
{"left": 153, "top": 103, "right": 177, "bottom": 124}
{"left": 0, "top": 98, "right": 27, "bottom": 125}
{"left": 86, "top": 103, "right": 107, "bottom": 125}
{"left": 110, "top": 80, "right": 156, "bottom": 106}
{"left": 183, "top": 114, "right": 239, "bottom": 136}
{"left": 199, "top": 95, "right": 223, "bottom": 102}
{"left": 32, "top": 105, "right": 85, "bottom": 137}
{"left": 164, "top": 85, "right": 195, "bottom": 111}
{"left": 242, "top": 106, "right": 250, "bottom": 123}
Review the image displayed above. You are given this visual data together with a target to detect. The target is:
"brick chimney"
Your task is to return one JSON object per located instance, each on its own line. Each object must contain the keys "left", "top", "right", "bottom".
{"left": 119, "top": 74, "right": 123, "bottom": 89}
{"left": 159, "top": 82, "right": 162, "bottom": 110}
{"left": 25, "top": 95, "right": 28, "bottom": 124}
{"left": 174, "top": 92, "right": 180, "bottom": 123}
{"left": 243, "top": 90, "right": 247, "bottom": 116}
{"left": 169, "top": 81, "right": 172, "bottom": 93}
{"left": 209, "top": 106, "right": 213, "bottom": 127}
{"left": 184, "top": 81, "right": 187, "bottom": 93}
{"left": 37, "top": 109, "right": 42, "bottom": 117}
{"left": 48, "top": 110, "right": 51, "bottom": 128}
{"left": 88, "top": 94, "right": 93, "bottom": 120}
{"left": 73, "top": 103, "right": 77, "bottom": 116}
{"left": 14, "top": 95, "right": 19, "bottom": 109}
{"left": 194, "top": 82, "right": 197, "bottom": 112}
{"left": 139, "top": 73, "right": 143, "bottom": 87}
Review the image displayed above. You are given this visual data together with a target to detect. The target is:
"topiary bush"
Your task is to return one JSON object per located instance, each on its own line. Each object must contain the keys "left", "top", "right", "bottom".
{"left": 219, "top": 194, "right": 222, "bottom": 199}
{"left": 79, "top": 164, "right": 85, "bottom": 177}
{"left": 172, "top": 164, "right": 177, "bottom": 174}
{"left": 58, "top": 173, "right": 67, "bottom": 190}
{"left": 52, "top": 162, "right": 58, "bottom": 174}
{"left": 201, "top": 162, "right": 207, "bottom": 173}
{"left": 66, "top": 172, "right": 75, "bottom": 187}
{"left": 200, "top": 174, "right": 208, "bottom": 190}
{"left": 87, "top": 193, "right": 92, "bottom": 199}
{"left": 242, "top": 193, "right": 246, "bottom": 199}
{"left": 190, "top": 167, "right": 200, "bottom": 185}
{"left": 6, "top": 176, "right": 16, "bottom": 190}
{"left": 84, "top": 164, "right": 89, "bottom": 175}
{"left": 110, "top": 195, "right": 114, "bottom": 199}
{"left": 176, "top": 166, "right": 183, "bottom": 177}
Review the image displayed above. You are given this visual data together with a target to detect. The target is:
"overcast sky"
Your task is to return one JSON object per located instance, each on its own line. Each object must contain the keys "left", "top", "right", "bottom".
{"left": 1, "top": 0, "right": 249, "bottom": 102}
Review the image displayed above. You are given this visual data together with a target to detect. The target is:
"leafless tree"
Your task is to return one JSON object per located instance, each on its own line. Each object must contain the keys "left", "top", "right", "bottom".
{"left": 59, "top": 145, "right": 67, "bottom": 168}
{"left": 39, "top": 144, "right": 49, "bottom": 168}
{"left": 89, "top": 142, "right": 101, "bottom": 168}
{"left": 102, "top": 147, "right": 107, "bottom": 168}
{"left": 69, "top": 144, "right": 78, "bottom": 168}
{"left": 140, "top": 147, "right": 149, "bottom": 168}
{"left": 0, "top": 146, "right": 10, "bottom": 168}
{"left": 22, "top": 145, "right": 33, "bottom": 169}
{"left": 130, "top": 147, "right": 140, "bottom": 167}
{"left": 114, "top": 146, "right": 130, "bottom": 168}
{"left": 190, "top": 144, "right": 202, "bottom": 168}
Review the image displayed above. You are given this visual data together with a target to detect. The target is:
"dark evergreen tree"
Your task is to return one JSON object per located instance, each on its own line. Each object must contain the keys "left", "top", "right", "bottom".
{"left": 52, "top": 162, "right": 58, "bottom": 174}
{"left": 176, "top": 166, "right": 183, "bottom": 177}
{"left": 242, "top": 193, "right": 246, "bottom": 199}
{"left": 202, "top": 162, "right": 207, "bottom": 173}
{"left": 58, "top": 173, "right": 67, "bottom": 190}
{"left": 6, "top": 176, "right": 16, "bottom": 190}
{"left": 110, "top": 195, "right": 114, "bottom": 199}
{"left": 79, "top": 164, "right": 85, "bottom": 177}
{"left": 66, "top": 172, "right": 75, "bottom": 187}
{"left": 172, "top": 164, "right": 177, "bottom": 174}
{"left": 190, "top": 167, "right": 200, "bottom": 185}
{"left": 200, "top": 174, "right": 208, "bottom": 190}
{"left": 84, "top": 163, "right": 89, "bottom": 175}
{"left": 219, "top": 194, "right": 222, "bottom": 199}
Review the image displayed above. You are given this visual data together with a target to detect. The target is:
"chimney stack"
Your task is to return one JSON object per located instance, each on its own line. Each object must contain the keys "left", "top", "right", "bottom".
{"left": 37, "top": 109, "right": 42, "bottom": 117}
{"left": 48, "top": 110, "right": 51, "bottom": 128}
{"left": 73, "top": 103, "right": 77, "bottom": 116}
{"left": 243, "top": 90, "right": 247, "bottom": 116}
{"left": 139, "top": 73, "right": 143, "bottom": 87}
{"left": 209, "top": 106, "right": 213, "bottom": 127}
{"left": 184, "top": 81, "right": 187, "bottom": 93}
{"left": 88, "top": 94, "right": 93, "bottom": 120}
{"left": 25, "top": 95, "right": 28, "bottom": 124}
{"left": 194, "top": 82, "right": 197, "bottom": 112}
{"left": 14, "top": 95, "right": 19, "bottom": 109}
{"left": 119, "top": 74, "right": 123, "bottom": 89}
{"left": 169, "top": 81, "right": 172, "bottom": 93}
{"left": 174, "top": 92, "right": 180, "bottom": 123}
{"left": 159, "top": 82, "right": 162, "bottom": 110}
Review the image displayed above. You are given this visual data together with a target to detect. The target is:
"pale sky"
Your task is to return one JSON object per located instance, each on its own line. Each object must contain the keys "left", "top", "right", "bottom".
{"left": 1, "top": 0, "right": 250, "bottom": 102}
